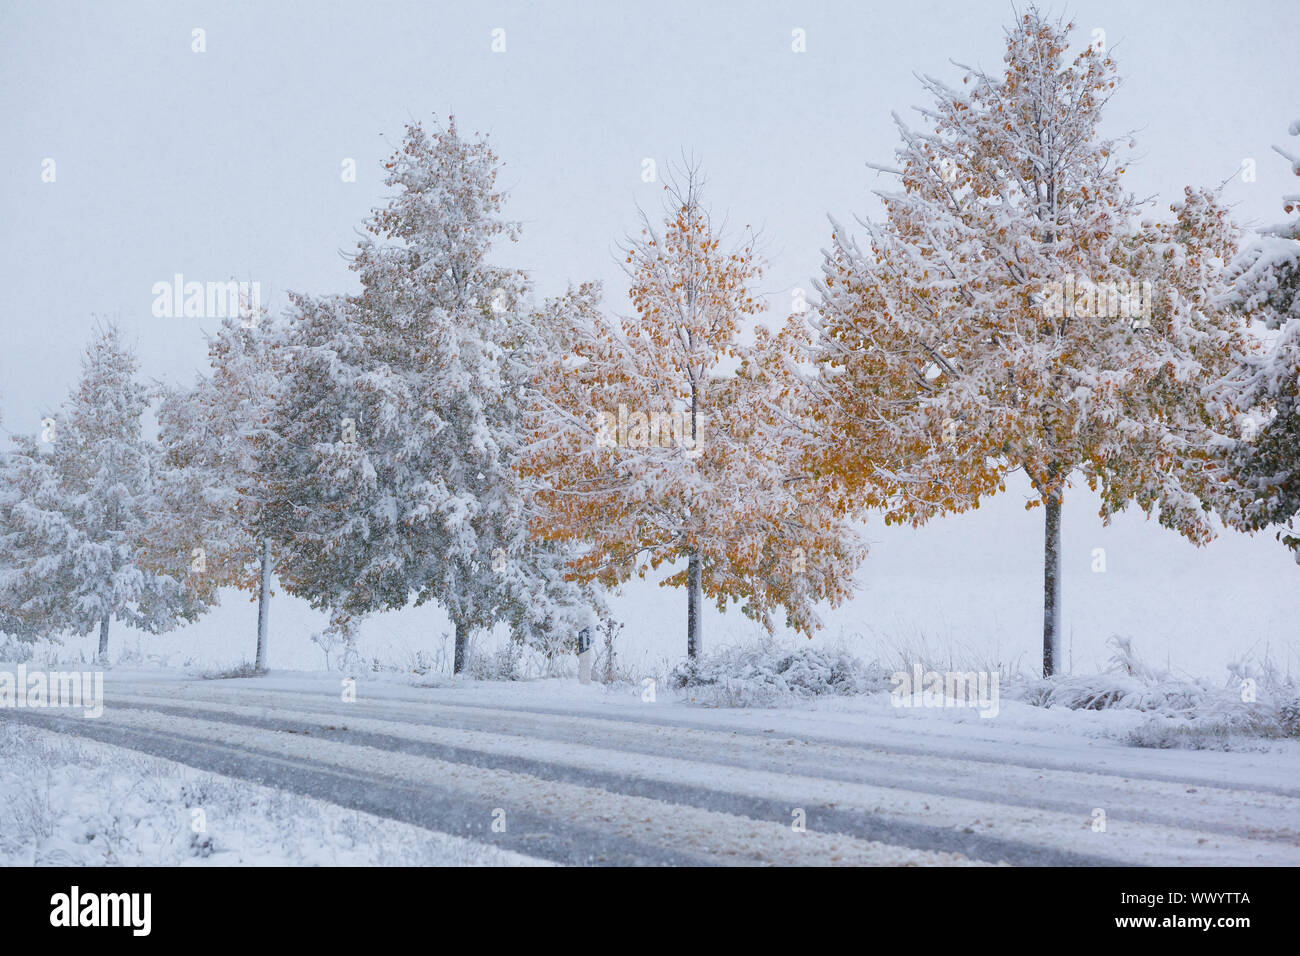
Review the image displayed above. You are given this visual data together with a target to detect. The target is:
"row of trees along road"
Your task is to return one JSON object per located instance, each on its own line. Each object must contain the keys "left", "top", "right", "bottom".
{"left": 2, "top": 11, "right": 1297, "bottom": 677}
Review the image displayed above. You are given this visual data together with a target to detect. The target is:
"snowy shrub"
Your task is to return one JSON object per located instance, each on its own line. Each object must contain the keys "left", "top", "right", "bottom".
{"left": 1015, "top": 636, "right": 1300, "bottom": 745}
{"left": 310, "top": 622, "right": 362, "bottom": 673}
{"left": 0, "top": 636, "right": 34, "bottom": 664}
{"left": 777, "top": 648, "right": 877, "bottom": 696}
{"left": 366, "top": 647, "right": 438, "bottom": 677}
{"left": 593, "top": 619, "right": 639, "bottom": 686}
{"left": 1016, "top": 636, "right": 1210, "bottom": 713}
{"left": 528, "top": 629, "right": 578, "bottom": 677}
{"left": 464, "top": 642, "right": 525, "bottom": 682}
{"left": 364, "top": 637, "right": 457, "bottom": 679}
{"left": 200, "top": 661, "right": 265, "bottom": 680}
{"left": 1279, "top": 696, "right": 1300, "bottom": 737}
{"left": 115, "top": 642, "right": 143, "bottom": 666}
{"left": 672, "top": 652, "right": 787, "bottom": 707}
{"left": 407, "top": 649, "right": 439, "bottom": 676}
{"left": 671, "top": 644, "right": 888, "bottom": 708}
{"left": 1017, "top": 671, "right": 1207, "bottom": 713}
{"left": 1229, "top": 656, "right": 1300, "bottom": 738}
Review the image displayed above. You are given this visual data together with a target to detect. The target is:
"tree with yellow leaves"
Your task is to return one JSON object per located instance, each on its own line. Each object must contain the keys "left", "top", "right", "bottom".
{"left": 525, "top": 167, "right": 862, "bottom": 659}
{"left": 810, "top": 9, "right": 1255, "bottom": 675}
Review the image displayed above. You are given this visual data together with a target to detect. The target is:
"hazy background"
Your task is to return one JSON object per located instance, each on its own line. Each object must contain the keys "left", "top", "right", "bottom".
{"left": 2, "top": 0, "right": 1297, "bottom": 677}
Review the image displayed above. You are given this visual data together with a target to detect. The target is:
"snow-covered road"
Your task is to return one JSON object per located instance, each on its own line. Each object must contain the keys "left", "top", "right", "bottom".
{"left": 5, "top": 673, "right": 1298, "bottom": 866}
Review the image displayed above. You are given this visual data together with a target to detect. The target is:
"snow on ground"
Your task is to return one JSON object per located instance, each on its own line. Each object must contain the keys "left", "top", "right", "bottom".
{"left": 0, "top": 720, "right": 551, "bottom": 866}
{"left": 3, "top": 668, "right": 1297, "bottom": 866}
{"left": 187, "top": 669, "right": 1300, "bottom": 786}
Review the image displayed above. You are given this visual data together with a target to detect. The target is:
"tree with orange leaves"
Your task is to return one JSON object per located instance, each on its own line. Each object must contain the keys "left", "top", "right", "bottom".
{"left": 810, "top": 9, "right": 1255, "bottom": 676}
{"left": 524, "top": 167, "right": 862, "bottom": 659}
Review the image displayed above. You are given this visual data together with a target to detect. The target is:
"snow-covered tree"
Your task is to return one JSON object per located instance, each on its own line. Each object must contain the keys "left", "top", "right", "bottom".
{"left": 0, "top": 439, "right": 68, "bottom": 640}
{"left": 0, "top": 324, "right": 192, "bottom": 659}
{"left": 1209, "top": 121, "right": 1300, "bottom": 555}
{"left": 523, "top": 169, "right": 863, "bottom": 659}
{"left": 809, "top": 10, "right": 1255, "bottom": 675}
{"left": 147, "top": 310, "right": 287, "bottom": 670}
{"left": 268, "top": 117, "right": 597, "bottom": 673}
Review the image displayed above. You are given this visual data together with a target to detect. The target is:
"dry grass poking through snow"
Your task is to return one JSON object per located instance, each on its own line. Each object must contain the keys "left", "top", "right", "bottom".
{"left": 1010, "top": 637, "right": 1300, "bottom": 750}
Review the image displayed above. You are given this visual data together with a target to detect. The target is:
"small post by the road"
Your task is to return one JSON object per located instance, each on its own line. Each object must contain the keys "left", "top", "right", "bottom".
{"left": 577, "top": 627, "right": 593, "bottom": 684}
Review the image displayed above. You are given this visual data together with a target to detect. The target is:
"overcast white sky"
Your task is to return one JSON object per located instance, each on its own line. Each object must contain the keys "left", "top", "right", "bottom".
{"left": 2, "top": 0, "right": 1296, "bottom": 430}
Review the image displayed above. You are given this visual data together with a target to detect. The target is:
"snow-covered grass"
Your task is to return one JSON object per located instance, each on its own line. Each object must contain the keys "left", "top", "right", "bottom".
{"left": 463, "top": 638, "right": 576, "bottom": 682}
{"left": 1007, "top": 637, "right": 1300, "bottom": 750}
{"left": 199, "top": 661, "right": 266, "bottom": 680}
{"left": 0, "top": 722, "right": 551, "bottom": 866}
{"left": 592, "top": 633, "right": 1300, "bottom": 754}
{"left": 670, "top": 642, "right": 890, "bottom": 707}
{"left": 1123, "top": 718, "right": 1285, "bottom": 751}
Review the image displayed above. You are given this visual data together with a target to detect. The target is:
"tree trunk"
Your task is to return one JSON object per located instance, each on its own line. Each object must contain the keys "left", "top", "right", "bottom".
{"left": 686, "top": 549, "right": 702, "bottom": 659}
{"left": 255, "top": 538, "right": 272, "bottom": 672}
{"left": 1043, "top": 491, "right": 1062, "bottom": 677}
{"left": 97, "top": 614, "right": 110, "bottom": 662}
{"left": 453, "top": 620, "right": 469, "bottom": 674}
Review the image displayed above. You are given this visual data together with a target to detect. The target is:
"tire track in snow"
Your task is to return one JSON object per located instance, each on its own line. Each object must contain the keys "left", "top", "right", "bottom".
{"left": 122, "top": 679, "right": 1300, "bottom": 797}
{"left": 104, "top": 696, "right": 1119, "bottom": 866}
{"left": 0, "top": 710, "right": 702, "bottom": 866}
{"left": 3, "top": 708, "right": 991, "bottom": 867}
{"left": 61, "top": 690, "right": 1300, "bottom": 865}
{"left": 108, "top": 684, "right": 1300, "bottom": 847}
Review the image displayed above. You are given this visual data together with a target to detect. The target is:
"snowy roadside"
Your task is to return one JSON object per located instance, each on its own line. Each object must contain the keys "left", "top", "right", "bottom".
{"left": 4, "top": 664, "right": 1298, "bottom": 867}
{"left": 0, "top": 721, "right": 552, "bottom": 867}
{"left": 201, "top": 665, "right": 1300, "bottom": 762}
{"left": 50, "top": 660, "right": 1300, "bottom": 771}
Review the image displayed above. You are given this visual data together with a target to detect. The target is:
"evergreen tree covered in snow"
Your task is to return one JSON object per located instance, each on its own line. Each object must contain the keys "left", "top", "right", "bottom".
{"left": 148, "top": 310, "right": 287, "bottom": 670}
{"left": 523, "top": 169, "right": 863, "bottom": 659}
{"left": 0, "top": 437, "right": 67, "bottom": 640}
{"left": 1210, "top": 121, "right": 1300, "bottom": 556}
{"left": 0, "top": 325, "right": 192, "bottom": 659}
{"left": 809, "top": 10, "right": 1254, "bottom": 675}
{"left": 267, "top": 118, "right": 596, "bottom": 672}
